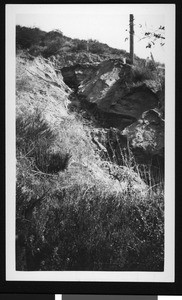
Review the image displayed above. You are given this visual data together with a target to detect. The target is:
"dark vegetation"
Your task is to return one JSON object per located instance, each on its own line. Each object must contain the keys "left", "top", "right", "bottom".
{"left": 16, "top": 25, "right": 164, "bottom": 271}
{"left": 16, "top": 25, "right": 127, "bottom": 58}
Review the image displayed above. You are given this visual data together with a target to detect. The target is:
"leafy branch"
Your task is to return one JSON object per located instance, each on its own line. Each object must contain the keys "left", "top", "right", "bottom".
{"left": 124, "top": 23, "right": 165, "bottom": 49}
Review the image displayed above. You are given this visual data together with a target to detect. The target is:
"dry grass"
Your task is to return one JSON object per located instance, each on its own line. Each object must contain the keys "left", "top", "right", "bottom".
{"left": 16, "top": 106, "right": 164, "bottom": 271}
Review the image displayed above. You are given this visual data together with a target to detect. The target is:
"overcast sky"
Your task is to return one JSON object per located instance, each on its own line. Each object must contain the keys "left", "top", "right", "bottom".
{"left": 15, "top": 4, "right": 167, "bottom": 63}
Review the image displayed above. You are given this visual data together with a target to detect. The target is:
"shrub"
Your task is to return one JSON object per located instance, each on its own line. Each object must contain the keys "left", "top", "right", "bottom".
{"left": 16, "top": 111, "right": 70, "bottom": 174}
{"left": 42, "top": 38, "right": 64, "bottom": 57}
{"left": 75, "top": 40, "right": 88, "bottom": 51}
{"left": 16, "top": 25, "right": 45, "bottom": 49}
{"left": 44, "top": 30, "right": 63, "bottom": 40}
{"left": 132, "top": 65, "right": 156, "bottom": 82}
{"left": 28, "top": 45, "right": 46, "bottom": 57}
{"left": 88, "top": 39, "right": 105, "bottom": 54}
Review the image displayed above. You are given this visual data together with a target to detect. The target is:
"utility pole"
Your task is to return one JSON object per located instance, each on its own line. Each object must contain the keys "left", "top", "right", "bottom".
{"left": 129, "top": 14, "right": 134, "bottom": 65}
{"left": 150, "top": 51, "right": 157, "bottom": 70}
{"left": 87, "top": 40, "right": 89, "bottom": 52}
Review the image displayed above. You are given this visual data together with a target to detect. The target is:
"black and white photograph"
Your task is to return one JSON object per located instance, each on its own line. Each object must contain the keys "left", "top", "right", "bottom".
{"left": 5, "top": 4, "right": 175, "bottom": 282}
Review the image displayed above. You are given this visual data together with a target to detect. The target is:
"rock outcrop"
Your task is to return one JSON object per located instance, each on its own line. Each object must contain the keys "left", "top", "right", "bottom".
{"left": 58, "top": 56, "right": 164, "bottom": 164}
{"left": 16, "top": 53, "right": 72, "bottom": 130}
{"left": 61, "top": 63, "right": 99, "bottom": 92}
{"left": 122, "top": 108, "right": 164, "bottom": 157}
{"left": 50, "top": 51, "right": 104, "bottom": 68}
{"left": 61, "top": 59, "right": 161, "bottom": 130}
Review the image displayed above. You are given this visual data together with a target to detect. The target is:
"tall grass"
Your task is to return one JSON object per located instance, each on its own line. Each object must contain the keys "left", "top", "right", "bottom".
{"left": 132, "top": 65, "right": 157, "bottom": 82}
{"left": 16, "top": 112, "right": 70, "bottom": 174}
{"left": 16, "top": 106, "right": 164, "bottom": 271}
{"left": 36, "top": 182, "right": 164, "bottom": 271}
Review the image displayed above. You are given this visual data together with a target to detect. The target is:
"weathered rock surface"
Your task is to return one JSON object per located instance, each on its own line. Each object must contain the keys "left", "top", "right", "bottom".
{"left": 61, "top": 64, "right": 99, "bottom": 91}
{"left": 50, "top": 51, "right": 104, "bottom": 68}
{"left": 78, "top": 59, "right": 122, "bottom": 101}
{"left": 76, "top": 59, "right": 159, "bottom": 123}
{"left": 16, "top": 53, "right": 72, "bottom": 130}
{"left": 122, "top": 108, "right": 164, "bottom": 157}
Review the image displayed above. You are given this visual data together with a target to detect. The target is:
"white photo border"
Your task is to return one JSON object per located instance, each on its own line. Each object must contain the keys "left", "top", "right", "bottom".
{"left": 5, "top": 3, "right": 175, "bottom": 282}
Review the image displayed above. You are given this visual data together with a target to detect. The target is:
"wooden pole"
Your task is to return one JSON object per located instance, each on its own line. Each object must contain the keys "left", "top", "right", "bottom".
{"left": 150, "top": 51, "right": 157, "bottom": 70}
{"left": 129, "top": 14, "right": 134, "bottom": 64}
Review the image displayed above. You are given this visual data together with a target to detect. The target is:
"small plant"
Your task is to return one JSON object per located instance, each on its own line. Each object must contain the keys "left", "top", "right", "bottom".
{"left": 42, "top": 38, "right": 64, "bottom": 58}
{"left": 28, "top": 45, "right": 46, "bottom": 57}
{"left": 88, "top": 39, "right": 105, "bottom": 54}
{"left": 132, "top": 65, "right": 156, "bottom": 82}
{"left": 16, "top": 112, "right": 54, "bottom": 156}
{"left": 16, "top": 111, "right": 70, "bottom": 174}
{"left": 75, "top": 40, "right": 88, "bottom": 51}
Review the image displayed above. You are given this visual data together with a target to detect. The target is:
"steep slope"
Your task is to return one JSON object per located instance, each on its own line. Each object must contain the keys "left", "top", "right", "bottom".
{"left": 16, "top": 50, "right": 164, "bottom": 271}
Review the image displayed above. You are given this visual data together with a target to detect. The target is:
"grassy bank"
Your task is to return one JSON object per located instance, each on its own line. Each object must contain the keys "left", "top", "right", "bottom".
{"left": 16, "top": 106, "right": 164, "bottom": 271}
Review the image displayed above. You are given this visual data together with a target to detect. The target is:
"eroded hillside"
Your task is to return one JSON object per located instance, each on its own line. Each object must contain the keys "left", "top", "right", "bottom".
{"left": 16, "top": 27, "right": 164, "bottom": 271}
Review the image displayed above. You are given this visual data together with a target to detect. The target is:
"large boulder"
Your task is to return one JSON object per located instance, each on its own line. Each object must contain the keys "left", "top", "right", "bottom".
{"left": 78, "top": 59, "right": 159, "bottom": 122}
{"left": 78, "top": 59, "right": 122, "bottom": 102}
{"left": 122, "top": 108, "right": 164, "bottom": 157}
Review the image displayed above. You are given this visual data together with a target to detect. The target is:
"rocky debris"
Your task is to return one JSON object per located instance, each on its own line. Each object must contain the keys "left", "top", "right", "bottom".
{"left": 61, "top": 64, "right": 99, "bottom": 92}
{"left": 122, "top": 108, "right": 164, "bottom": 157}
{"left": 50, "top": 50, "right": 104, "bottom": 69}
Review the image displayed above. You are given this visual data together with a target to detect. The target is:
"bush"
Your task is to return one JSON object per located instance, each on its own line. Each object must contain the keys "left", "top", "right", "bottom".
{"left": 132, "top": 65, "right": 156, "bottom": 82}
{"left": 16, "top": 111, "right": 70, "bottom": 174}
{"left": 42, "top": 38, "right": 64, "bottom": 58}
{"left": 88, "top": 39, "right": 105, "bottom": 54}
{"left": 44, "top": 30, "right": 63, "bottom": 40}
{"left": 28, "top": 45, "right": 46, "bottom": 57}
{"left": 75, "top": 40, "right": 88, "bottom": 51}
{"left": 16, "top": 25, "right": 45, "bottom": 49}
